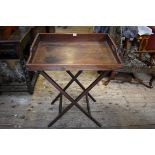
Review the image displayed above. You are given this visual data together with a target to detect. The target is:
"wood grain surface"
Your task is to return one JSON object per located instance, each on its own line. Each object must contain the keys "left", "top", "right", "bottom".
{"left": 27, "top": 33, "right": 122, "bottom": 71}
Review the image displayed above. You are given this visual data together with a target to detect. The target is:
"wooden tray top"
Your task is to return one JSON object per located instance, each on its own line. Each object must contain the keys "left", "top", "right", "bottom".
{"left": 26, "top": 33, "right": 122, "bottom": 71}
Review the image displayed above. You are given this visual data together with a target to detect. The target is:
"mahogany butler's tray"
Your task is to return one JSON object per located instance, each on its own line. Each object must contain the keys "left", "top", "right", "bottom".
{"left": 26, "top": 33, "right": 122, "bottom": 71}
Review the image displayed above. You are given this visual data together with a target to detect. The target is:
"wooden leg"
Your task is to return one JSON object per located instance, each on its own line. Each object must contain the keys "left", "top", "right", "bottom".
{"left": 40, "top": 71, "right": 108, "bottom": 127}
{"left": 51, "top": 71, "right": 82, "bottom": 104}
{"left": 86, "top": 93, "right": 91, "bottom": 115}
{"left": 59, "top": 94, "right": 62, "bottom": 114}
{"left": 67, "top": 71, "right": 96, "bottom": 102}
{"left": 104, "top": 71, "right": 116, "bottom": 85}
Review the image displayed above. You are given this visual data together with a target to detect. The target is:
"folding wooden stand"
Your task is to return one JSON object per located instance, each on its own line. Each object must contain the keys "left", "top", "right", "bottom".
{"left": 40, "top": 71, "right": 112, "bottom": 127}
{"left": 26, "top": 33, "right": 122, "bottom": 127}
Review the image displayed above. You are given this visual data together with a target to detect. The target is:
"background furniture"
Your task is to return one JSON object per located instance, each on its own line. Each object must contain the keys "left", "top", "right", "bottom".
{"left": 146, "top": 26, "right": 155, "bottom": 86}
{"left": 0, "top": 26, "right": 54, "bottom": 94}
{"left": 109, "top": 26, "right": 155, "bottom": 88}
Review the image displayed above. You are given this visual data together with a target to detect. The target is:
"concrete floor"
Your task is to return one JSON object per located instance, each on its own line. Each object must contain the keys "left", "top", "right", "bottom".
{"left": 0, "top": 27, "right": 155, "bottom": 129}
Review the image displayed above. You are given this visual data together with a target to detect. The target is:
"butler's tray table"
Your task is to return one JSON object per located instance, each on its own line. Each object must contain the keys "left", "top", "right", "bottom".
{"left": 26, "top": 33, "right": 122, "bottom": 127}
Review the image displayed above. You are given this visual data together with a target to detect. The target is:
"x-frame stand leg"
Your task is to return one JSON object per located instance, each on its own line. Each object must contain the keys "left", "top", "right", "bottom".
{"left": 40, "top": 71, "right": 108, "bottom": 127}
{"left": 51, "top": 71, "right": 96, "bottom": 105}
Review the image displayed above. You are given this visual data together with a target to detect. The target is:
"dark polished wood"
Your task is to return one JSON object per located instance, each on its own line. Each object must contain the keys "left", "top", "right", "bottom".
{"left": 40, "top": 71, "right": 108, "bottom": 127}
{"left": 51, "top": 71, "right": 96, "bottom": 105}
{"left": 26, "top": 33, "right": 123, "bottom": 127}
{"left": 0, "top": 27, "right": 37, "bottom": 93}
{"left": 26, "top": 33, "right": 122, "bottom": 71}
{"left": 0, "top": 27, "right": 47, "bottom": 93}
